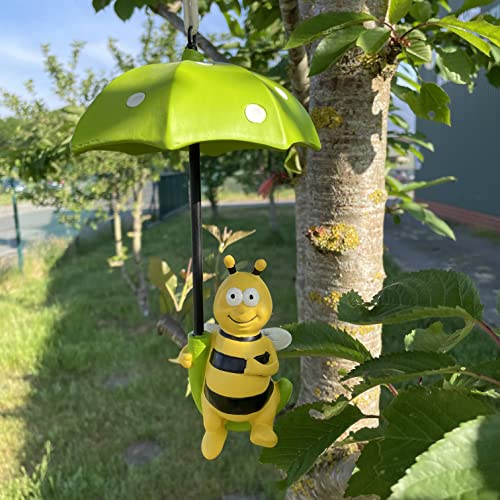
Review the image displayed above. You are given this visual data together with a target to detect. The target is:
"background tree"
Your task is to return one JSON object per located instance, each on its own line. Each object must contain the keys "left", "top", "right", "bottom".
{"left": 0, "top": 15, "right": 182, "bottom": 316}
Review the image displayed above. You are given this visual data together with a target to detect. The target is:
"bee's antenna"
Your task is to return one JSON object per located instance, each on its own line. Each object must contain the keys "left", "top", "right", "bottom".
{"left": 224, "top": 255, "right": 237, "bottom": 274}
{"left": 252, "top": 259, "right": 267, "bottom": 275}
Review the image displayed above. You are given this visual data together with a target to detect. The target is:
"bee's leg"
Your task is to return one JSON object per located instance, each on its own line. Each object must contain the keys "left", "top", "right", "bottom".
{"left": 249, "top": 382, "right": 280, "bottom": 448}
{"left": 201, "top": 392, "right": 228, "bottom": 460}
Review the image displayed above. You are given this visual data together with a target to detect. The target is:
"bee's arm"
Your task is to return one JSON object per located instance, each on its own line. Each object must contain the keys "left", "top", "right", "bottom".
{"left": 168, "top": 344, "right": 192, "bottom": 369}
{"left": 244, "top": 339, "right": 279, "bottom": 377}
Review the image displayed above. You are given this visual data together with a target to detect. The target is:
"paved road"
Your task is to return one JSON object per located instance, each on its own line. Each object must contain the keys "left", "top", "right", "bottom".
{"left": 385, "top": 215, "right": 500, "bottom": 326}
{"left": 0, "top": 204, "right": 76, "bottom": 259}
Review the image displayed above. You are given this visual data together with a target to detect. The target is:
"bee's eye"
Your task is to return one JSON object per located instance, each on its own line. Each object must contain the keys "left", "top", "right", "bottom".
{"left": 226, "top": 287, "right": 243, "bottom": 306}
{"left": 243, "top": 288, "right": 260, "bottom": 307}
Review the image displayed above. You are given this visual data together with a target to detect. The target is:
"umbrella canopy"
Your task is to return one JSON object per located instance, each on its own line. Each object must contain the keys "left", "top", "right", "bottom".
{"left": 71, "top": 61, "right": 320, "bottom": 156}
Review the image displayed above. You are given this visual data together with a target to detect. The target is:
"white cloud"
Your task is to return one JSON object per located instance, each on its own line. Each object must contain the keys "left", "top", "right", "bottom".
{"left": 0, "top": 40, "right": 42, "bottom": 66}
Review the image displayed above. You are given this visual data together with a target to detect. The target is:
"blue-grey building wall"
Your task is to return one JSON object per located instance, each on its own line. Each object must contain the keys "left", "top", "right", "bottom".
{"left": 416, "top": 0, "right": 500, "bottom": 217}
{"left": 417, "top": 72, "right": 500, "bottom": 217}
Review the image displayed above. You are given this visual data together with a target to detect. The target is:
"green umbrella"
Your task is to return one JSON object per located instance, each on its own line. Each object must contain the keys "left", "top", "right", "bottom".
{"left": 71, "top": 60, "right": 320, "bottom": 335}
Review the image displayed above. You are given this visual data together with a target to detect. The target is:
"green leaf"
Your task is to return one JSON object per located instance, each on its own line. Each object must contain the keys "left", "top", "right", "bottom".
{"left": 181, "top": 48, "right": 205, "bottom": 62}
{"left": 436, "top": 16, "right": 499, "bottom": 55}
{"left": 310, "top": 25, "right": 365, "bottom": 76}
{"left": 338, "top": 269, "right": 483, "bottom": 325}
{"left": 389, "top": 113, "right": 410, "bottom": 131}
{"left": 419, "top": 82, "right": 451, "bottom": 124}
{"left": 397, "top": 175, "right": 457, "bottom": 193}
{"left": 92, "top": 0, "right": 112, "bottom": 11}
{"left": 496, "top": 292, "right": 500, "bottom": 315}
{"left": 388, "top": 133, "right": 436, "bottom": 154}
{"left": 389, "top": 414, "right": 500, "bottom": 499}
{"left": 224, "top": 229, "right": 256, "bottom": 248}
{"left": 284, "top": 146, "right": 302, "bottom": 174}
{"left": 438, "top": 0, "right": 452, "bottom": 12}
{"left": 436, "top": 47, "right": 475, "bottom": 84}
{"left": 394, "top": 82, "right": 451, "bottom": 126}
{"left": 280, "top": 322, "right": 372, "bottom": 363}
{"left": 409, "top": 0, "right": 433, "bottom": 22}
{"left": 405, "top": 319, "right": 476, "bottom": 352}
{"left": 454, "top": 0, "right": 497, "bottom": 16}
{"left": 487, "top": 65, "right": 500, "bottom": 87}
{"left": 399, "top": 199, "right": 456, "bottom": 240}
{"left": 388, "top": 0, "right": 413, "bottom": 24}
{"left": 404, "top": 30, "right": 433, "bottom": 65}
{"left": 260, "top": 402, "right": 364, "bottom": 489}
{"left": 356, "top": 27, "right": 391, "bottom": 54}
{"left": 113, "top": 0, "right": 135, "bottom": 20}
{"left": 285, "top": 12, "right": 375, "bottom": 49}
{"left": 346, "top": 387, "right": 495, "bottom": 498}
{"left": 343, "top": 351, "right": 460, "bottom": 396}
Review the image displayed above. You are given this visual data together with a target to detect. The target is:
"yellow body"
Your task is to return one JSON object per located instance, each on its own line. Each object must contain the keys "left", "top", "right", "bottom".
{"left": 174, "top": 255, "right": 281, "bottom": 460}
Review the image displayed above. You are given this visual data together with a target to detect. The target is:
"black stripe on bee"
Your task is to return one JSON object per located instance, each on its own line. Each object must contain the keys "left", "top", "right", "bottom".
{"left": 204, "top": 382, "right": 274, "bottom": 415}
{"left": 210, "top": 349, "right": 246, "bottom": 373}
{"left": 219, "top": 330, "right": 262, "bottom": 342}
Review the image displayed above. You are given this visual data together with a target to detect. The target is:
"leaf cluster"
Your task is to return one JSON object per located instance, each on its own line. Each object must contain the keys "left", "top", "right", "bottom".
{"left": 262, "top": 269, "right": 500, "bottom": 497}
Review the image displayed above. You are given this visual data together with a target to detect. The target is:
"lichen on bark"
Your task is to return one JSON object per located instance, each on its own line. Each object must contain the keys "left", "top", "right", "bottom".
{"left": 306, "top": 223, "right": 360, "bottom": 254}
{"left": 311, "top": 106, "right": 344, "bottom": 129}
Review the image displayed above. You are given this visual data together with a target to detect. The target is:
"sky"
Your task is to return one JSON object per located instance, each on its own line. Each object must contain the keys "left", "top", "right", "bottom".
{"left": 0, "top": 0, "right": 225, "bottom": 116}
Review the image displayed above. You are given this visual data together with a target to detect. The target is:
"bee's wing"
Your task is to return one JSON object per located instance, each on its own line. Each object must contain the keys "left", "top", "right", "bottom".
{"left": 204, "top": 322, "right": 219, "bottom": 333}
{"left": 262, "top": 327, "right": 292, "bottom": 351}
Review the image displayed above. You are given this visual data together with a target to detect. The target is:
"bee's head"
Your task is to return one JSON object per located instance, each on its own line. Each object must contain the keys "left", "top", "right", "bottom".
{"left": 213, "top": 255, "right": 272, "bottom": 335}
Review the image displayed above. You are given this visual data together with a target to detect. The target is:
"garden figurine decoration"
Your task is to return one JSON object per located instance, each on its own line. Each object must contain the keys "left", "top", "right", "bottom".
{"left": 70, "top": 0, "right": 320, "bottom": 460}
{"left": 172, "top": 255, "right": 292, "bottom": 459}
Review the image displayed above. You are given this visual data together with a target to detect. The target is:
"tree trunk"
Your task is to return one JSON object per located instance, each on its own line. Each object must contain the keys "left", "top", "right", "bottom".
{"left": 268, "top": 185, "right": 278, "bottom": 233}
{"left": 289, "top": 0, "right": 394, "bottom": 497}
{"left": 208, "top": 187, "right": 219, "bottom": 219}
{"left": 131, "top": 172, "right": 150, "bottom": 317}
{"left": 111, "top": 191, "right": 124, "bottom": 263}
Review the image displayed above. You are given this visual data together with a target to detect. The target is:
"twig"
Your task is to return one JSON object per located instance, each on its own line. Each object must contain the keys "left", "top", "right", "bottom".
{"left": 150, "top": 3, "right": 228, "bottom": 63}
{"left": 386, "top": 383, "right": 399, "bottom": 397}
{"left": 400, "top": 22, "right": 435, "bottom": 40}
{"left": 461, "top": 371, "right": 500, "bottom": 388}
{"left": 477, "top": 320, "right": 500, "bottom": 348}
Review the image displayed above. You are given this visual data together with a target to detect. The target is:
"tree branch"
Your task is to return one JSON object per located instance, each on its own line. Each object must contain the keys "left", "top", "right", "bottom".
{"left": 278, "top": 0, "right": 310, "bottom": 109}
{"left": 150, "top": 3, "right": 228, "bottom": 63}
{"left": 157, "top": 314, "right": 187, "bottom": 347}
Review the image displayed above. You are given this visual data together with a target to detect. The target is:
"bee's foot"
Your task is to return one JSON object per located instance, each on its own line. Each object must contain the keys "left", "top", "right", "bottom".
{"left": 250, "top": 424, "right": 278, "bottom": 448}
{"left": 201, "top": 430, "right": 227, "bottom": 460}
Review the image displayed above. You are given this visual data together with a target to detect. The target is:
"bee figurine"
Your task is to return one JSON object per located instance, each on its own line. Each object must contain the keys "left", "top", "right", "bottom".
{"left": 171, "top": 255, "right": 292, "bottom": 460}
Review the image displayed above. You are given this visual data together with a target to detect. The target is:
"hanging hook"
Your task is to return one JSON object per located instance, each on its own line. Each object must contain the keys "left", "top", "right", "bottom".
{"left": 183, "top": 0, "right": 199, "bottom": 50}
{"left": 187, "top": 26, "right": 198, "bottom": 51}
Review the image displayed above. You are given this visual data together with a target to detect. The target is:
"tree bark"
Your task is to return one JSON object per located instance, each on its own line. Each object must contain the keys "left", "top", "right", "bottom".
{"left": 131, "top": 171, "right": 150, "bottom": 317}
{"left": 289, "top": 0, "right": 394, "bottom": 497}
{"left": 207, "top": 186, "right": 219, "bottom": 219}
{"left": 111, "top": 191, "right": 124, "bottom": 263}
{"left": 268, "top": 185, "right": 278, "bottom": 233}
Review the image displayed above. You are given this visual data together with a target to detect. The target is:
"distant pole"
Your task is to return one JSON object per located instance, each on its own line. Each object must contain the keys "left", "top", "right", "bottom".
{"left": 10, "top": 180, "right": 23, "bottom": 273}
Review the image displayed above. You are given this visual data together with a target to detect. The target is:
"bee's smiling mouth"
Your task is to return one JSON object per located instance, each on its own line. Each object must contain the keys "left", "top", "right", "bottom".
{"left": 228, "top": 314, "right": 257, "bottom": 325}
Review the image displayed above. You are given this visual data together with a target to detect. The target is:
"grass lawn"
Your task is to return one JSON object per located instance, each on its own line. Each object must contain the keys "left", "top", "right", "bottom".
{"left": 205, "top": 178, "right": 295, "bottom": 204}
{"left": 0, "top": 193, "right": 13, "bottom": 207}
{"left": 0, "top": 206, "right": 298, "bottom": 500}
{"left": 1, "top": 205, "right": 497, "bottom": 499}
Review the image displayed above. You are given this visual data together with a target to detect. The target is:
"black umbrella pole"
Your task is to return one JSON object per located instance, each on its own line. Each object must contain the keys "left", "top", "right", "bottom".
{"left": 189, "top": 143, "right": 204, "bottom": 336}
